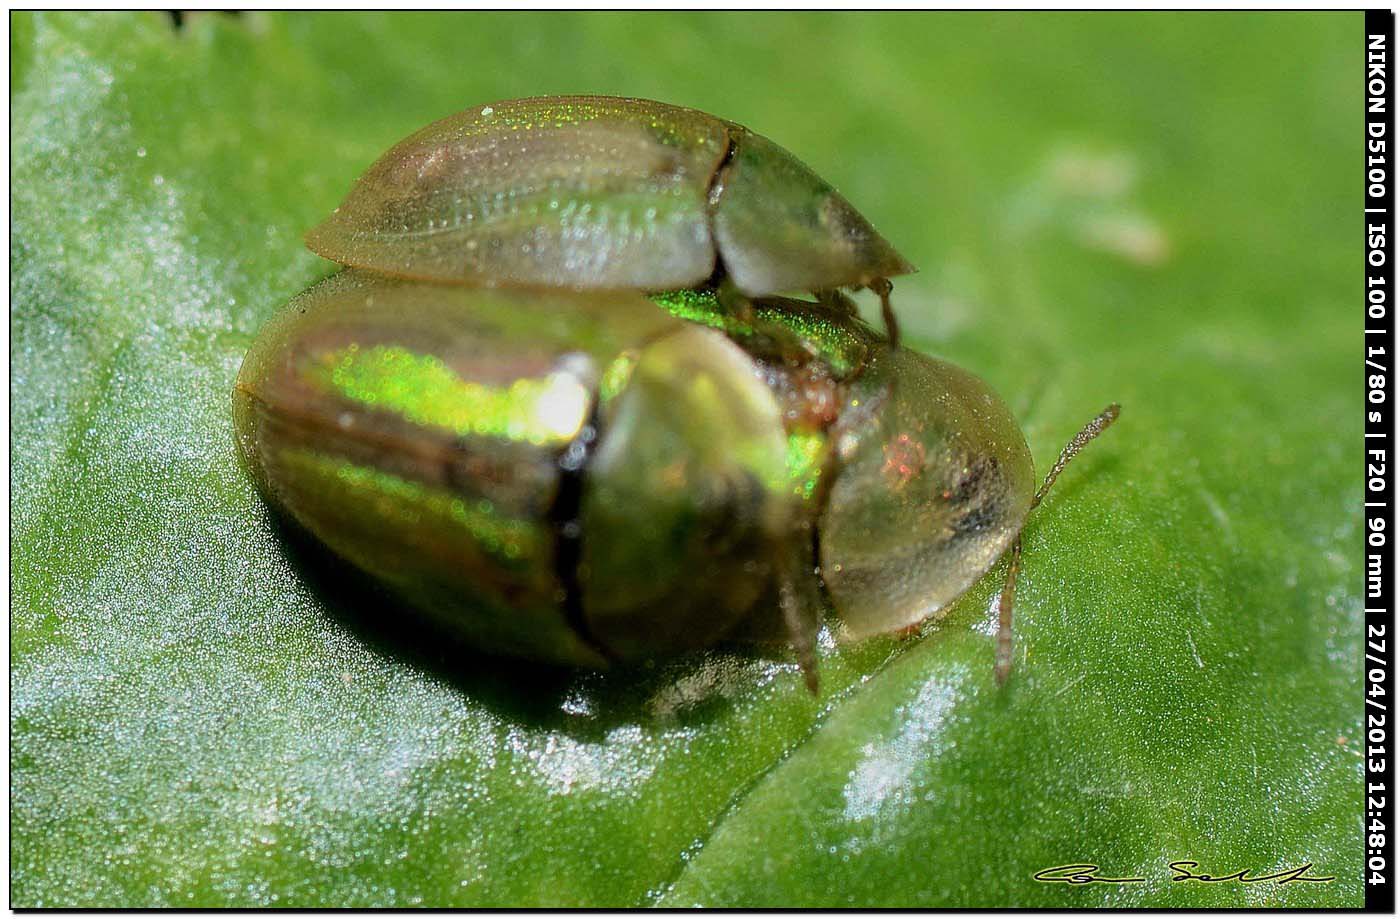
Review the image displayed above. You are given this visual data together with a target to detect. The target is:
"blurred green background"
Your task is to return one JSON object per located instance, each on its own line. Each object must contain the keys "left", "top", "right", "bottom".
{"left": 11, "top": 11, "right": 1362, "bottom": 907}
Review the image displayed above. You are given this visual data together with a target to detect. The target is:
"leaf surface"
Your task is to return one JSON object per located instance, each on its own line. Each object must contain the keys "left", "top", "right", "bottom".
{"left": 11, "top": 11, "right": 1362, "bottom": 907}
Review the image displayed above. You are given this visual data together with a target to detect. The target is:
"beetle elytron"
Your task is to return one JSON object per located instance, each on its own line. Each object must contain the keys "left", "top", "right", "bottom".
{"left": 235, "top": 96, "right": 1118, "bottom": 692}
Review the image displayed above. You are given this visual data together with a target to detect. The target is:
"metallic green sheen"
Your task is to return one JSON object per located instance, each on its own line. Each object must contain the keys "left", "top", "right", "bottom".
{"left": 648, "top": 288, "right": 869, "bottom": 378}
{"left": 750, "top": 301, "right": 871, "bottom": 379}
{"left": 279, "top": 449, "right": 544, "bottom": 567}
{"left": 234, "top": 271, "right": 683, "bottom": 667}
{"left": 314, "top": 343, "right": 588, "bottom": 446}
{"left": 647, "top": 288, "right": 738, "bottom": 333}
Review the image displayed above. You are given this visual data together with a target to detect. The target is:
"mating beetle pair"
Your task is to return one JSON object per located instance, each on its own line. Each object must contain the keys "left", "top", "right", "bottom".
{"left": 234, "top": 95, "right": 1117, "bottom": 692}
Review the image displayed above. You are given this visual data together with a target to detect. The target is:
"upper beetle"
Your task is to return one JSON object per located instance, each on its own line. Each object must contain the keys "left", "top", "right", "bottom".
{"left": 304, "top": 95, "right": 915, "bottom": 343}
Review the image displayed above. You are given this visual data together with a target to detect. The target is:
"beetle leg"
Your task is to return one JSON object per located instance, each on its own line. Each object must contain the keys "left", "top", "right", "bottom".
{"left": 779, "top": 520, "right": 823, "bottom": 696}
{"left": 715, "top": 277, "right": 757, "bottom": 328}
{"left": 815, "top": 288, "right": 860, "bottom": 317}
{"left": 994, "top": 537, "right": 1022, "bottom": 685}
{"left": 717, "top": 284, "right": 824, "bottom": 369}
{"left": 868, "top": 278, "right": 901, "bottom": 350}
{"left": 996, "top": 403, "right": 1121, "bottom": 684}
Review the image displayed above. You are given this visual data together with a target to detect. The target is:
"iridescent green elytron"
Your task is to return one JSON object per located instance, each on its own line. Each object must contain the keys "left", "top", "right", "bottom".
{"left": 237, "top": 96, "right": 1118, "bottom": 690}
{"left": 281, "top": 448, "right": 543, "bottom": 566}
{"left": 315, "top": 344, "right": 590, "bottom": 445}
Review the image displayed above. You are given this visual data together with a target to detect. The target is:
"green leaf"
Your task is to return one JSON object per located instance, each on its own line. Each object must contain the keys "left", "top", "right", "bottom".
{"left": 12, "top": 11, "right": 1362, "bottom": 907}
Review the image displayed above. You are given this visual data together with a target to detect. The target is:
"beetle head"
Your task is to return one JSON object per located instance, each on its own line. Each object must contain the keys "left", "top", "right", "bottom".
{"left": 818, "top": 346, "right": 1036, "bottom": 640}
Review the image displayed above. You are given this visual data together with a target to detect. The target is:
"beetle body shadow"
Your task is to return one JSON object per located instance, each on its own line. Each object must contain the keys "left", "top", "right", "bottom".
{"left": 265, "top": 510, "right": 796, "bottom": 737}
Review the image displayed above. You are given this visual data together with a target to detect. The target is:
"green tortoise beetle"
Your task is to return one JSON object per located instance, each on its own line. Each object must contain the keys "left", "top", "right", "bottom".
{"left": 304, "top": 95, "right": 915, "bottom": 346}
{"left": 234, "top": 271, "right": 1117, "bottom": 692}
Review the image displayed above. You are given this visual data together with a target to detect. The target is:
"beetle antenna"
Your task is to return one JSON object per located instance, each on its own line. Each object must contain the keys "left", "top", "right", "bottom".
{"left": 1032, "top": 403, "right": 1121, "bottom": 510}
{"left": 996, "top": 403, "right": 1120, "bottom": 684}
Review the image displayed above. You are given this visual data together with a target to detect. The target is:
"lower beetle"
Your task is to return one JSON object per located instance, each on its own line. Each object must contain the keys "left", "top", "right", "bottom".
{"left": 234, "top": 271, "right": 1116, "bottom": 691}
